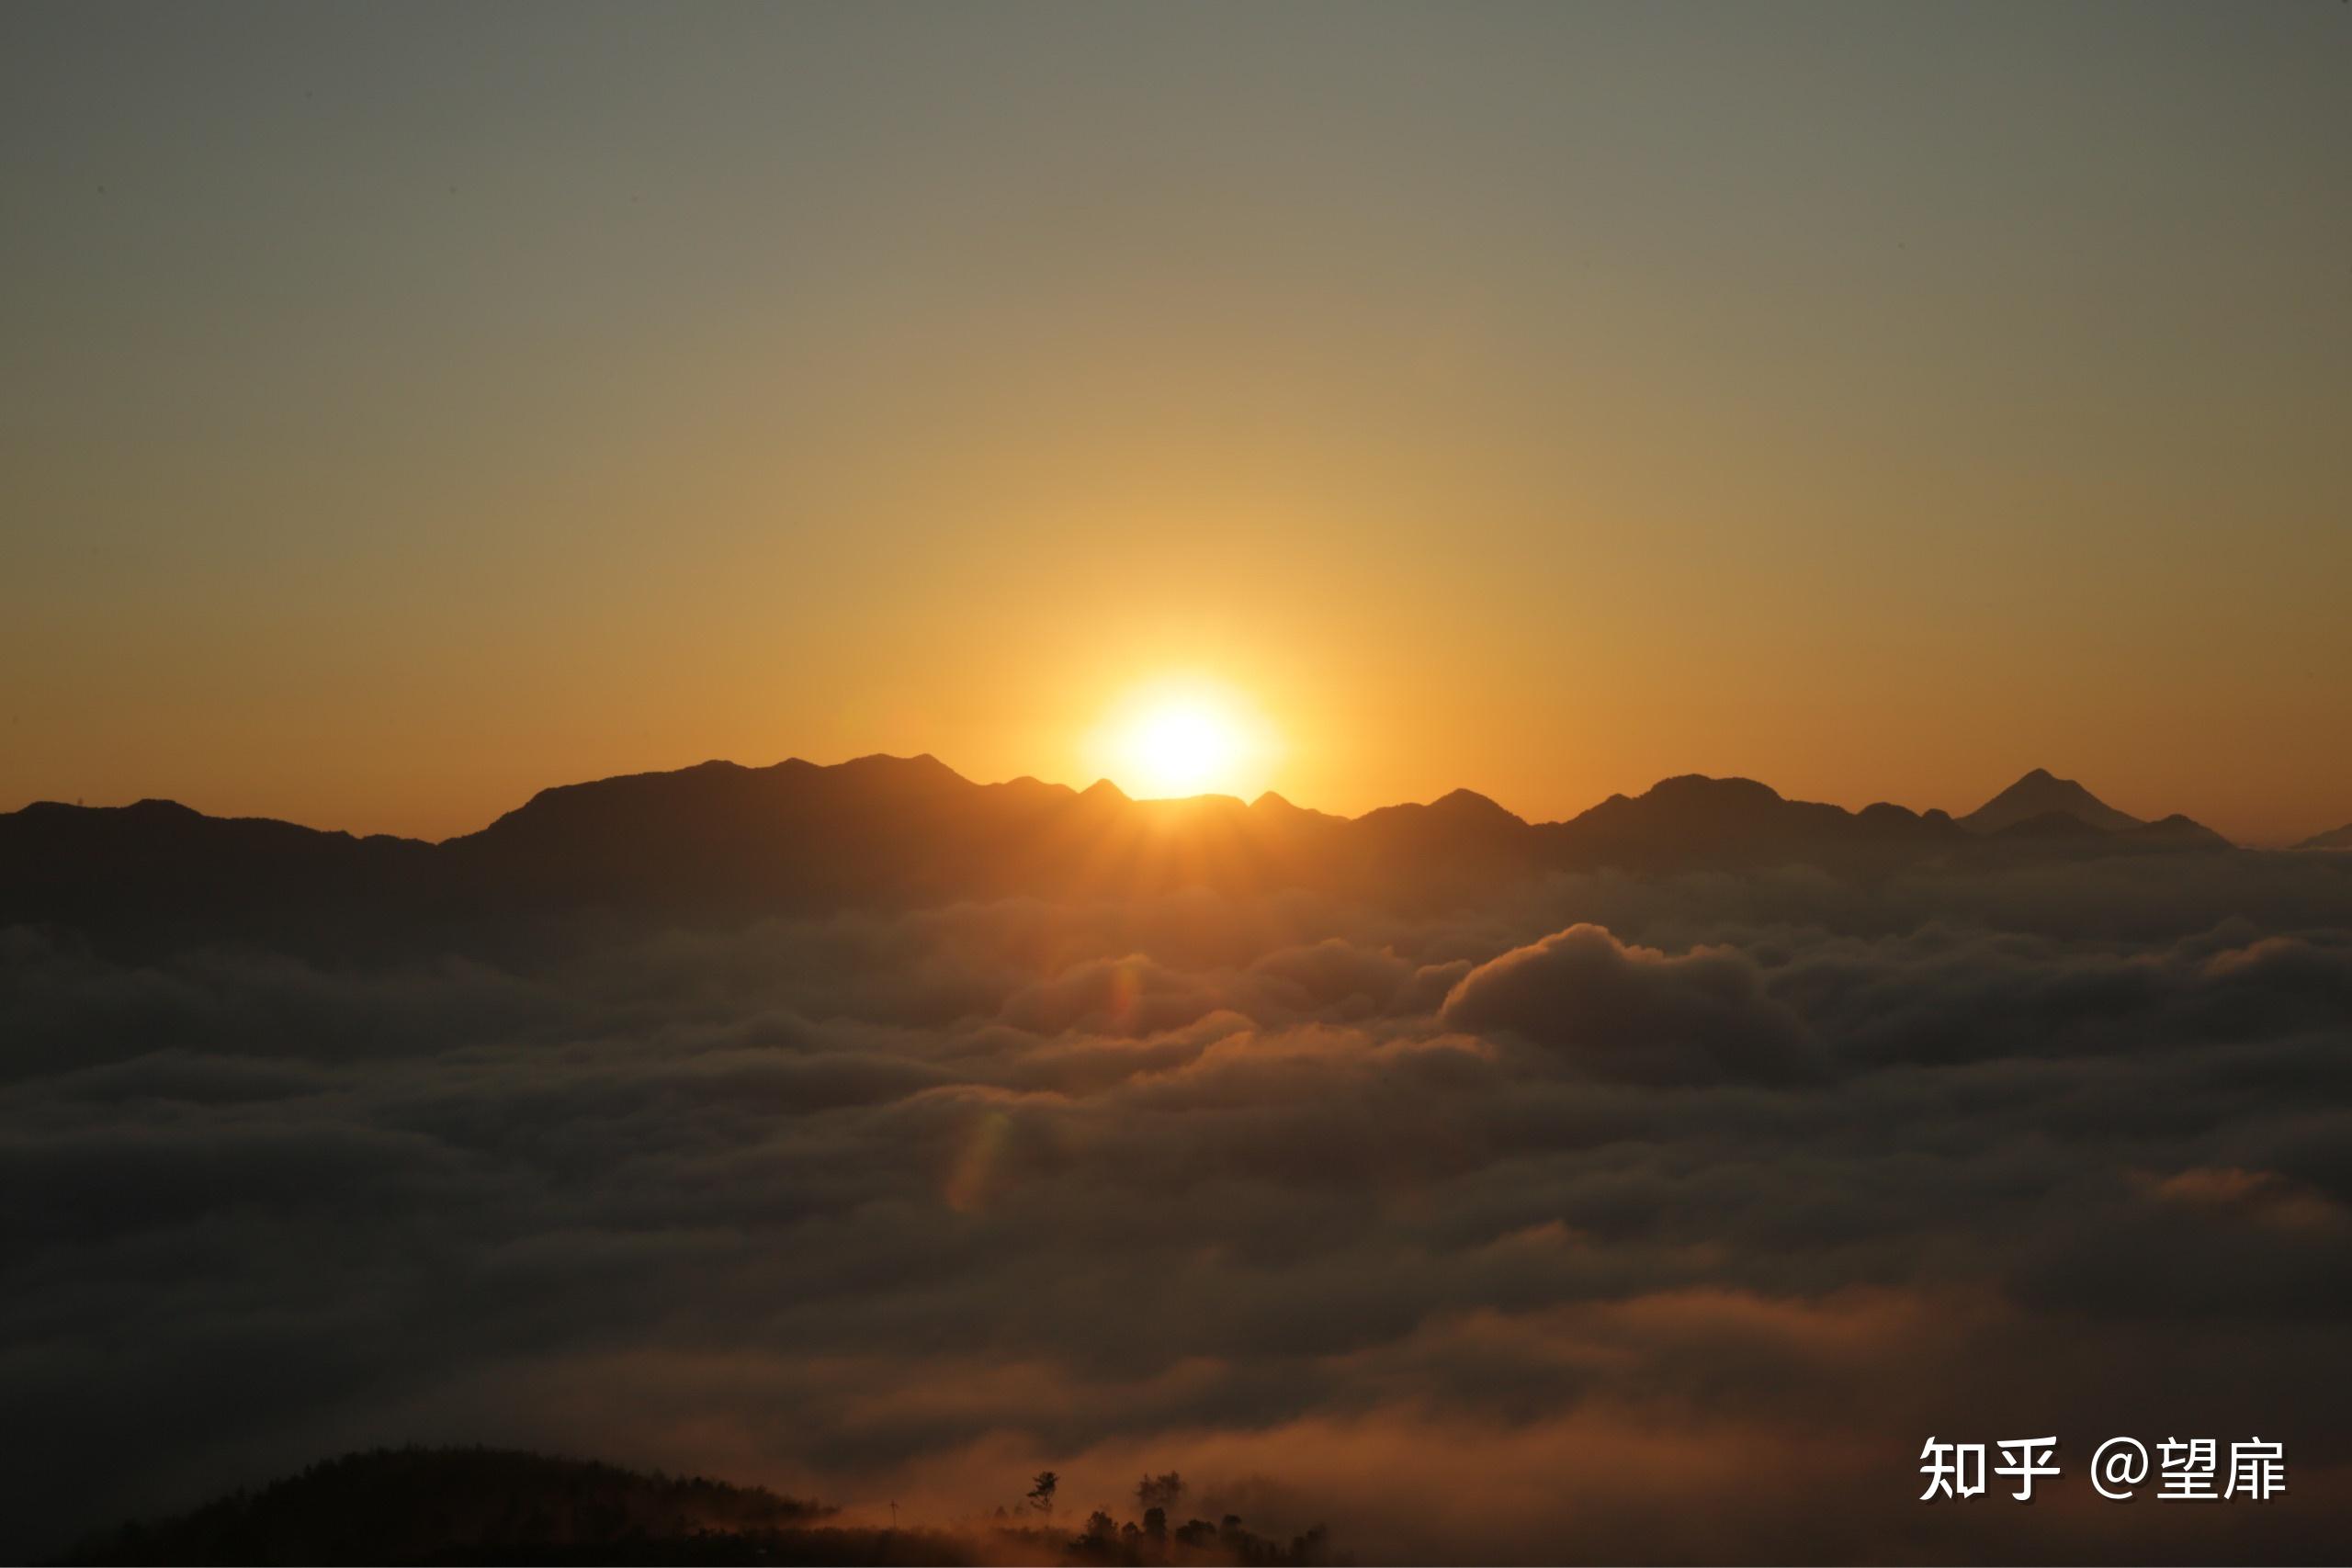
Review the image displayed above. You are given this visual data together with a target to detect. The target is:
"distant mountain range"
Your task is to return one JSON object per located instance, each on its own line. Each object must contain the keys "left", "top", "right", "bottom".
{"left": 2297, "top": 821, "right": 2352, "bottom": 852}
{"left": 0, "top": 760, "right": 2238, "bottom": 956}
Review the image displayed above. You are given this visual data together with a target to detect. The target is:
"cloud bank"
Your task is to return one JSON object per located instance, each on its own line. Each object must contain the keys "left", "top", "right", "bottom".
{"left": 5, "top": 852, "right": 2351, "bottom": 1560}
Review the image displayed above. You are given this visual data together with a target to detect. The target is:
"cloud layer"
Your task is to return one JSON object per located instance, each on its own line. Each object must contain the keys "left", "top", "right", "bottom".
{"left": 5, "top": 852, "right": 2351, "bottom": 1560}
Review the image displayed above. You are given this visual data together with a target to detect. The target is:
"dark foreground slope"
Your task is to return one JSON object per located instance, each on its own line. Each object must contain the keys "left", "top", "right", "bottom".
{"left": 0, "top": 756, "right": 2232, "bottom": 957}
{"left": 64, "top": 1447, "right": 842, "bottom": 1565}
{"left": 65, "top": 1447, "right": 1333, "bottom": 1567}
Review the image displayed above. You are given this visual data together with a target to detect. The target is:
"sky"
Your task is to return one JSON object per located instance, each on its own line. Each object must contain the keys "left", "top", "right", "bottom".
{"left": 4, "top": 0, "right": 2348, "bottom": 844}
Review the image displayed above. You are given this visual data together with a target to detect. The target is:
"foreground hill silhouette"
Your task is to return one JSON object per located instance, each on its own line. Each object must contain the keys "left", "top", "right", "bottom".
{"left": 0, "top": 757, "right": 2233, "bottom": 957}
{"left": 64, "top": 1448, "right": 1334, "bottom": 1566}
{"left": 65, "top": 1447, "right": 850, "bottom": 1565}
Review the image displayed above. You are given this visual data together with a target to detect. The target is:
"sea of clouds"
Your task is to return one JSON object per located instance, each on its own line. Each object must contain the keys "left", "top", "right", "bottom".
{"left": 5, "top": 851, "right": 2351, "bottom": 1561}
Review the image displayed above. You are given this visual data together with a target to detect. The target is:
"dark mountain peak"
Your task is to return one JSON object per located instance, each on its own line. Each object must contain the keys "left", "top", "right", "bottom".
{"left": 1080, "top": 777, "right": 1129, "bottom": 803}
{"left": 985, "top": 774, "right": 1077, "bottom": 804}
{"left": 1251, "top": 791, "right": 1345, "bottom": 828}
{"left": 1357, "top": 786, "right": 1526, "bottom": 834}
{"left": 1644, "top": 773, "right": 1785, "bottom": 806}
{"left": 1351, "top": 789, "right": 1530, "bottom": 866}
{"left": 1604, "top": 774, "right": 1794, "bottom": 828}
{"left": 480, "top": 752, "right": 971, "bottom": 839}
{"left": 1428, "top": 786, "right": 1522, "bottom": 823}
{"left": 835, "top": 750, "right": 967, "bottom": 784}
{"left": 1546, "top": 772, "right": 1963, "bottom": 869}
{"left": 2133, "top": 813, "right": 2232, "bottom": 847}
{"left": 1960, "top": 769, "right": 2143, "bottom": 835}
{"left": 21, "top": 796, "right": 198, "bottom": 821}
{"left": 1853, "top": 801, "right": 1972, "bottom": 842}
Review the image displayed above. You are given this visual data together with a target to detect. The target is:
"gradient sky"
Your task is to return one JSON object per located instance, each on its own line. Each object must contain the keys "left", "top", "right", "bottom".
{"left": 5, "top": 1, "right": 2347, "bottom": 844}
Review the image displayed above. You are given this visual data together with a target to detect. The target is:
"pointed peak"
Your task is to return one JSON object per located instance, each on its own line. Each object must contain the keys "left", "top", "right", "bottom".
{"left": 1080, "top": 778, "right": 1129, "bottom": 803}
{"left": 1251, "top": 790, "right": 1344, "bottom": 824}
{"left": 1961, "top": 768, "right": 2143, "bottom": 834}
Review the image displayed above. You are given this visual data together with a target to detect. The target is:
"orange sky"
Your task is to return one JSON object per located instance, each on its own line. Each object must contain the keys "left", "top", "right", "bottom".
{"left": 4, "top": 5, "right": 2348, "bottom": 845}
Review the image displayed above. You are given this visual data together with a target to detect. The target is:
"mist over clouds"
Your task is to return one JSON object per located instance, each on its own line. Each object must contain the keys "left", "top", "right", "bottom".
{"left": 6, "top": 850, "right": 2352, "bottom": 1561}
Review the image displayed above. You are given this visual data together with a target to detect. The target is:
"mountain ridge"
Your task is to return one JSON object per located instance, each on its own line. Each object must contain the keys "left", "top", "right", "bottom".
{"left": 2296, "top": 820, "right": 2352, "bottom": 852}
{"left": 0, "top": 759, "right": 2237, "bottom": 958}
{"left": 5, "top": 761, "right": 2191, "bottom": 848}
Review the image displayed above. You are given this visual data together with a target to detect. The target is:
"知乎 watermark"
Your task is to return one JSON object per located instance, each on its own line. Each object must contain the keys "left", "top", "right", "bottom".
{"left": 1918, "top": 1437, "right": 2285, "bottom": 1502}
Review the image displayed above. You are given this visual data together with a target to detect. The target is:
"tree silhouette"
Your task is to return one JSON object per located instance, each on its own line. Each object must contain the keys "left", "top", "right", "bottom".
{"left": 1025, "top": 1471, "right": 1057, "bottom": 1517}
{"left": 1136, "top": 1471, "right": 1184, "bottom": 1513}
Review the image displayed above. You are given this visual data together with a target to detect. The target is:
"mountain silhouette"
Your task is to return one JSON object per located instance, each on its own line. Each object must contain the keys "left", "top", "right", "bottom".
{"left": 0, "top": 756, "right": 2235, "bottom": 958}
{"left": 1957, "top": 768, "right": 2145, "bottom": 834}
{"left": 2125, "top": 812, "right": 2234, "bottom": 850}
{"left": 1987, "top": 807, "right": 2108, "bottom": 840}
{"left": 1543, "top": 774, "right": 1965, "bottom": 863}
{"left": 63, "top": 1446, "right": 853, "bottom": 1566}
{"left": 63, "top": 1446, "right": 1333, "bottom": 1567}
{"left": 2296, "top": 820, "right": 2352, "bottom": 852}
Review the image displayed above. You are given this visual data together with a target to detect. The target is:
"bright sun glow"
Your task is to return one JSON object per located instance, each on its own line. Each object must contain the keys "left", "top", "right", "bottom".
{"left": 1129, "top": 702, "right": 1238, "bottom": 796}
{"left": 1096, "top": 682, "right": 1276, "bottom": 799}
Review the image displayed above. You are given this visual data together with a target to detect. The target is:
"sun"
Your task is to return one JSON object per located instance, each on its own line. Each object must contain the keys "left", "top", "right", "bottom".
{"left": 1128, "top": 701, "right": 1238, "bottom": 796}
{"left": 1094, "top": 681, "right": 1275, "bottom": 799}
